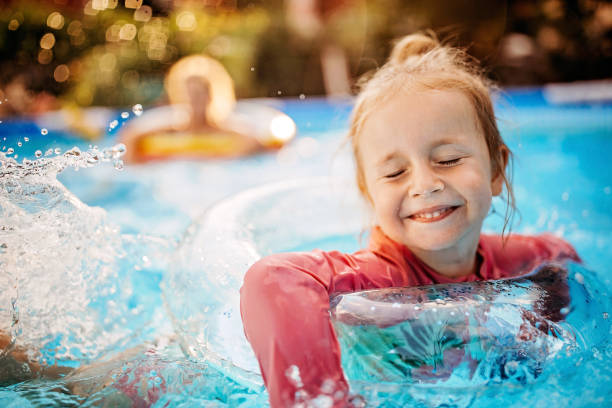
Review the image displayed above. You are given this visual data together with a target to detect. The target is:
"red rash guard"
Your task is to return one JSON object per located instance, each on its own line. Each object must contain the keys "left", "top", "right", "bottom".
{"left": 240, "top": 227, "right": 580, "bottom": 407}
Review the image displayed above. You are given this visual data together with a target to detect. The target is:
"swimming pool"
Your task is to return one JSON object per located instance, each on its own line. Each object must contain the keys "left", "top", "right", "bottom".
{"left": 1, "top": 87, "right": 611, "bottom": 406}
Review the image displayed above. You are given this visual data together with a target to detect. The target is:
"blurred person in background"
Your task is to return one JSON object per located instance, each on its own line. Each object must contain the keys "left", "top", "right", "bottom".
{"left": 285, "top": 0, "right": 359, "bottom": 96}
{"left": 119, "top": 54, "right": 262, "bottom": 162}
{"left": 119, "top": 54, "right": 296, "bottom": 163}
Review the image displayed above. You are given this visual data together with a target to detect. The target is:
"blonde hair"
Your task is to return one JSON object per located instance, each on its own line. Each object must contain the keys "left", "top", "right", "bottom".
{"left": 349, "top": 32, "right": 515, "bottom": 235}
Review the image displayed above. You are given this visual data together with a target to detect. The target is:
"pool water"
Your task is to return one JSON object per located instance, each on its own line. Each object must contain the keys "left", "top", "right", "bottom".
{"left": 1, "top": 89, "right": 611, "bottom": 407}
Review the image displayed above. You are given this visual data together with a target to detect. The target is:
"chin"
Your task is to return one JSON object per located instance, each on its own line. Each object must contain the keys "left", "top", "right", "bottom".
{"left": 410, "top": 238, "right": 460, "bottom": 252}
{"left": 398, "top": 228, "right": 466, "bottom": 253}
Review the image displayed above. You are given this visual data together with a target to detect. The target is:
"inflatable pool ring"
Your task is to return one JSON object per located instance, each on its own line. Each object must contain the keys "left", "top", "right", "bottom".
{"left": 162, "top": 178, "right": 611, "bottom": 395}
{"left": 120, "top": 55, "right": 296, "bottom": 161}
{"left": 120, "top": 101, "right": 297, "bottom": 162}
{"left": 162, "top": 178, "right": 366, "bottom": 389}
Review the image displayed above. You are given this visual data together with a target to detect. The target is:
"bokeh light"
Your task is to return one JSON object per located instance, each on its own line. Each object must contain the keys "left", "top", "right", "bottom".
{"left": 270, "top": 115, "right": 297, "bottom": 144}
{"left": 46, "top": 12, "right": 64, "bottom": 30}
{"left": 37, "top": 49, "right": 53, "bottom": 64}
{"left": 125, "top": 0, "right": 143, "bottom": 10}
{"left": 8, "top": 19, "right": 19, "bottom": 31}
{"left": 92, "top": 0, "right": 108, "bottom": 12}
{"left": 134, "top": 5, "right": 152, "bottom": 22}
{"left": 53, "top": 64, "right": 70, "bottom": 82}
{"left": 40, "top": 33, "right": 56, "bottom": 50}
{"left": 177, "top": 11, "right": 197, "bottom": 31}
{"left": 119, "top": 23, "right": 137, "bottom": 41}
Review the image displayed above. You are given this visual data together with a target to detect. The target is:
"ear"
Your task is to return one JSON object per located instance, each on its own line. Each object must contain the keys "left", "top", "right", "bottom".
{"left": 491, "top": 147, "right": 509, "bottom": 196}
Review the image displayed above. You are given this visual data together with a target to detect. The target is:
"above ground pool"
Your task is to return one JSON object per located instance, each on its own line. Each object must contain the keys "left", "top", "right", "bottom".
{"left": 1, "top": 87, "right": 611, "bottom": 407}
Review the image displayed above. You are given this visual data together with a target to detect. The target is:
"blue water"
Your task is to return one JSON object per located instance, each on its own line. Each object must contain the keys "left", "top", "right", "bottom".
{"left": 1, "top": 90, "right": 611, "bottom": 407}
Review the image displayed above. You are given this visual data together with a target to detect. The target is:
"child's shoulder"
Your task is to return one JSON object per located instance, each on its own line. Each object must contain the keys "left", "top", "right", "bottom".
{"left": 242, "top": 248, "right": 378, "bottom": 289}
{"left": 480, "top": 232, "right": 580, "bottom": 274}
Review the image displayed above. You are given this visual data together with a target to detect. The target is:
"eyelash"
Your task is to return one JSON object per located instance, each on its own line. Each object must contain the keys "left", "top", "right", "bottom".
{"left": 384, "top": 158, "right": 462, "bottom": 178}
{"left": 384, "top": 169, "right": 405, "bottom": 179}
{"left": 438, "top": 158, "right": 461, "bottom": 166}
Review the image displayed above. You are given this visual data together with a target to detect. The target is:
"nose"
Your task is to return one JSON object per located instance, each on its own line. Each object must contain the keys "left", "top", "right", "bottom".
{"left": 410, "top": 163, "right": 444, "bottom": 197}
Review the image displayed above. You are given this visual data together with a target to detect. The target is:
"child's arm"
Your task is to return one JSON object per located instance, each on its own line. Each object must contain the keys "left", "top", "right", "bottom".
{"left": 0, "top": 331, "right": 73, "bottom": 383}
{"left": 240, "top": 253, "right": 353, "bottom": 408}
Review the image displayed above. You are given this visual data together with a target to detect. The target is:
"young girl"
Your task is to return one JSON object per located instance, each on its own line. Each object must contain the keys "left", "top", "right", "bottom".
{"left": 240, "top": 33, "right": 579, "bottom": 407}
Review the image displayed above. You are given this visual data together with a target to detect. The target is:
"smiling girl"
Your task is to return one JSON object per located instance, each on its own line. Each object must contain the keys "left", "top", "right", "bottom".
{"left": 240, "top": 33, "right": 579, "bottom": 407}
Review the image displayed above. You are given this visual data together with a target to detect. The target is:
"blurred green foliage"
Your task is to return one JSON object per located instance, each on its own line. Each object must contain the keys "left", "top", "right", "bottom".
{"left": 0, "top": 0, "right": 610, "bottom": 109}
{"left": 1, "top": 1, "right": 270, "bottom": 108}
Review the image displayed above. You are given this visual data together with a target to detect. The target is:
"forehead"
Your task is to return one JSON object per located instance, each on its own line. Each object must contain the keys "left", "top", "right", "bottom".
{"left": 358, "top": 89, "right": 483, "bottom": 161}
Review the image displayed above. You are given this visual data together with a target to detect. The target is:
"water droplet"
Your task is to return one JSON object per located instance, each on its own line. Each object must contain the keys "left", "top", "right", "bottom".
{"left": 87, "top": 155, "right": 99, "bottom": 165}
{"left": 504, "top": 360, "right": 519, "bottom": 377}
{"left": 23, "top": 137, "right": 29, "bottom": 142}
{"left": 121, "top": 111, "right": 129, "bottom": 119}
{"left": 41, "top": 128, "right": 48, "bottom": 135}
{"left": 321, "top": 379, "right": 335, "bottom": 394}
{"left": 6, "top": 148, "right": 14, "bottom": 154}
{"left": 132, "top": 104, "right": 143, "bottom": 116}
{"left": 45, "top": 148, "right": 53, "bottom": 156}
{"left": 560, "top": 307, "right": 570, "bottom": 315}
{"left": 17, "top": 142, "right": 22, "bottom": 147}
{"left": 603, "top": 312, "right": 609, "bottom": 320}
{"left": 299, "top": 93, "right": 305, "bottom": 100}
{"left": 575, "top": 273, "right": 584, "bottom": 284}
{"left": 35, "top": 150, "right": 42, "bottom": 158}
{"left": 114, "top": 161, "right": 124, "bottom": 171}
{"left": 285, "top": 365, "right": 303, "bottom": 388}
{"left": 110, "top": 143, "right": 126, "bottom": 160}
{"left": 13, "top": 154, "right": 17, "bottom": 159}
{"left": 108, "top": 119, "right": 119, "bottom": 130}
{"left": 54, "top": 147, "right": 61, "bottom": 155}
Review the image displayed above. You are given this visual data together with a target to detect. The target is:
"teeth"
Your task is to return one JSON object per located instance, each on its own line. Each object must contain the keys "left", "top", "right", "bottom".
{"left": 413, "top": 207, "right": 453, "bottom": 219}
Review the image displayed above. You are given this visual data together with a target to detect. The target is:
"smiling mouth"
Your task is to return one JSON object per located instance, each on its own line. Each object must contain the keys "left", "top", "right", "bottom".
{"left": 408, "top": 206, "right": 460, "bottom": 223}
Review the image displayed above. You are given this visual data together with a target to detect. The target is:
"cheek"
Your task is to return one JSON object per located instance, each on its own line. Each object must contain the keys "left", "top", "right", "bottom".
{"left": 452, "top": 167, "right": 493, "bottom": 204}
{"left": 370, "top": 185, "right": 401, "bottom": 221}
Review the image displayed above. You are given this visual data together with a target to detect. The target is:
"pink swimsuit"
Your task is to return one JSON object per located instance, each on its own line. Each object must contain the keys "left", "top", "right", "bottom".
{"left": 240, "top": 227, "right": 579, "bottom": 407}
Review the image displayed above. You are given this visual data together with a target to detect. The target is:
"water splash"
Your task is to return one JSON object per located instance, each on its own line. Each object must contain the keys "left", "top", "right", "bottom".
{"left": 0, "top": 144, "right": 144, "bottom": 370}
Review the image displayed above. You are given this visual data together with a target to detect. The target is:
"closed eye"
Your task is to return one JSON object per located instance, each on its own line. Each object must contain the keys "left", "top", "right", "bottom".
{"left": 384, "top": 169, "right": 405, "bottom": 179}
{"left": 438, "top": 158, "right": 461, "bottom": 166}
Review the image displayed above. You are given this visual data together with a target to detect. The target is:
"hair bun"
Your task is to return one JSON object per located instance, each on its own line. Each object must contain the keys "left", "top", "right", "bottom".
{"left": 389, "top": 32, "right": 439, "bottom": 65}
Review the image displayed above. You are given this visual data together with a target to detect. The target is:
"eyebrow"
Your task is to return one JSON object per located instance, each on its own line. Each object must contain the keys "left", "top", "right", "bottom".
{"left": 376, "top": 152, "right": 401, "bottom": 166}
